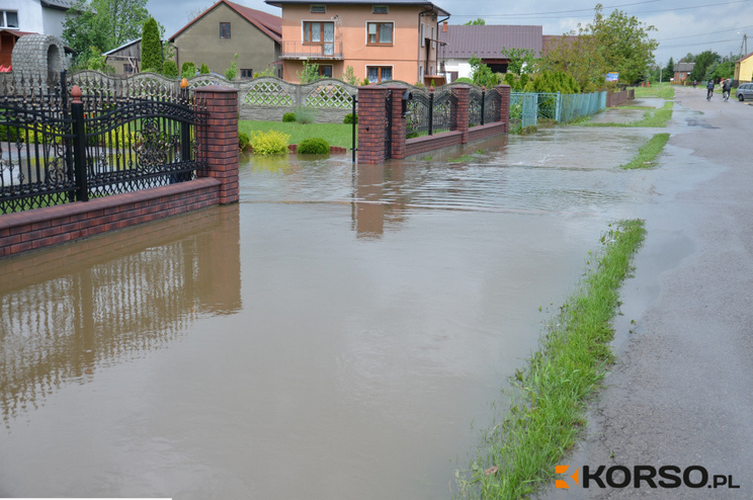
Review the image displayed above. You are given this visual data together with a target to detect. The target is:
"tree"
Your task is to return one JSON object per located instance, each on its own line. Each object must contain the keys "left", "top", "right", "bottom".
{"left": 469, "top": 55, "right": 498, "bottom": 88}
{"left": 541, "top": 4, "right": 657, "bottom": 87}
{"left": 141, "top": 17, "right": 162, "bottom": 73}
{"left": 224, "top": 53, "right": 238, "bottom": 81}
{"left": 464, "top": 18, "right": 485, "bottom": 25}
{"left": 63, "top": 0, "right": 149, "bottom": 68}
{"left": 689, "top": 50, "right": 719, "bottom": 82}
{"left": 501, "top": 47, "right": 536, "bottom": 75}
{"left": 662, "top": 57, "right": 674, "bottom": 82}
{"left": 296, "top": 60, "right": 322, "bottom": 83}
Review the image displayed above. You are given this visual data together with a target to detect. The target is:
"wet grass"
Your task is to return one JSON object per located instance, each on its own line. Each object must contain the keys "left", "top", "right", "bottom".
{"left": 455, "top": 220, "right": 646, "bottom": 500}
{"left": 633, "top": 83, "right": 675, "bottom": 99}
{"left": 239, "top": 121, "right": 355, "bottom": 148}
{"left": 576, "top": 101, "right": 673, "bottom": 128}
{"left": 621, "top": 133, "right": 670, "bottom": 169}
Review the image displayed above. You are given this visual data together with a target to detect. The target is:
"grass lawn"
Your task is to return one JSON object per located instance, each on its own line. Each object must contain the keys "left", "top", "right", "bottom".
{"left": 633, "top": 83, "right": 675, "bottom": 99}
{"left": 239, "top": 121, "right": 356, "bottom": 149}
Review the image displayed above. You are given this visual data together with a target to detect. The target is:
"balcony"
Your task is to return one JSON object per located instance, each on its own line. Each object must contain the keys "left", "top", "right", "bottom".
{"left": 280, "top": 40, "right": 344, "bottom": 60}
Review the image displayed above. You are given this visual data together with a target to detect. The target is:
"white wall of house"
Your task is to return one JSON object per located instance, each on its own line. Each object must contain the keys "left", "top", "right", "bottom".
{"left": 444, "top": 58, "right": 472, "bottom": 81}
{"left": 6, "top": 0, "right": 67, "bottom": 38}
{"left": 42, "top": 7, "right": 67, "bottom": 38}
{"left": 12, "top": 0, "right": 45, "bottom": 33}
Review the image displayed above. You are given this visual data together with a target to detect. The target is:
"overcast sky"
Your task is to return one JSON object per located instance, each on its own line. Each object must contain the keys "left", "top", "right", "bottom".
{"left": 147, "top": 0, "right": 753, "bottom": 66}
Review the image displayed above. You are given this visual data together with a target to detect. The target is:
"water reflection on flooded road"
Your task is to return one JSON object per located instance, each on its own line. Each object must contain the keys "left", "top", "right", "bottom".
{"left": 0, "top": 127, "right": 682, "bottom": 499}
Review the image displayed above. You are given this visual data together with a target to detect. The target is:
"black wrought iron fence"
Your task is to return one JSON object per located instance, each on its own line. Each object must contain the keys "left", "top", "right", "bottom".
{"left": 0, "top": 72, "right": 207, "bottom": 214}
{"left": 405, "top": 87, "right": 457, "bottom": 137}
{"left": 484, "top": 87, "right": 501, "bottom": 124}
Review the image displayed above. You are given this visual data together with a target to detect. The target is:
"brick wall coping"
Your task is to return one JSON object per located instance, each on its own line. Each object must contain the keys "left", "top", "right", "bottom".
{"left": 193, "top": 85, "right": 239, "bottom": 93}
{"left": 0, "top": 178, "right": 222, "bottom": 231}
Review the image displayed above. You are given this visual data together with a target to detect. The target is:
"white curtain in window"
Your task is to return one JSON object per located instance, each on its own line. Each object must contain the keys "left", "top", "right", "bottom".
{"left": 379, "top": 23, "right": 392, "bottom": 44}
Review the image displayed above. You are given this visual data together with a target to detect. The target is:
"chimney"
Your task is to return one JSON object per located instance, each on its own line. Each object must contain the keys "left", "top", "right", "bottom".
{"left": 443, "top": 21, "right": 447, "bottom": 32}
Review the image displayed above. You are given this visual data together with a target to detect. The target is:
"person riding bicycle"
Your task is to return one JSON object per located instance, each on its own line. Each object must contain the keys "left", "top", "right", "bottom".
{"left": 707, "top": 80, "right": 715, "bottom": 100}
{"left": 722, "top": 79, "right": 732, "bottom": 101}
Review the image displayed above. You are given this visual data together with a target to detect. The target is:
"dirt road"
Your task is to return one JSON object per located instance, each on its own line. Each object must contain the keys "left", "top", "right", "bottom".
{"left": 543, "top": 86, "right": 753, "bottom": 499}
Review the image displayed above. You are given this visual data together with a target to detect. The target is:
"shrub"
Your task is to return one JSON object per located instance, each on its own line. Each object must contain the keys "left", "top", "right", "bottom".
{"left": 141, "top": 18, "right": 163, "bottom": 73}
{"left": 239, "top": 132, "right": 250, "bottom": 152}
{"left": 282, "top": 112, "right": 296, "bottom": 122}
{"left": 293, "top": 105, "right": 318, "bottom": 124}
{"left": 199, "top": 63, "right": 210, "bottom": 74}
{"left": 250, "top": 130, "right": 290, "bottom": 155}
{"left": 162, "top": 60, "right": 179, "bottom": 78}
{"left": 297, "top": 137, "right": 330, "bottom": 154}
{"left": 224, "top": 53, "right": 238, "bottom": 81}
{"left": 181, "top": 62, "right": 196, "bottom": 79}
{"left": 343, "top": 113, "right": 358, "bottom": 124}
{"left": 454, "top": 77, "right": 473, "bottom": 84}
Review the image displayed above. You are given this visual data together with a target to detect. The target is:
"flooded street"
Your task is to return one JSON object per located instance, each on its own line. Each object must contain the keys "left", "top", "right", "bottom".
{"left": 0, "top": 105, "right": 717, "bottom": 499}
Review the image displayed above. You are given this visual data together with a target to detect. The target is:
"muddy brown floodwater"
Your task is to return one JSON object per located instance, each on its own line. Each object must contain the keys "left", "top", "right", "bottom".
{"left": 0, "top": 108, "right": 717, "bottom": 499}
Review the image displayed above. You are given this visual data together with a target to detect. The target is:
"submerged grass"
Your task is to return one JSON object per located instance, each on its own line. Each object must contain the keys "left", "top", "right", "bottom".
{"left": 621, "top": 133, "right": 670, "bottom": 169}
{"left": 455, "top": 219, "right": 646, "bottom": 500}
{"left": 580, "top": 101, "right": 673, "bottom": 128}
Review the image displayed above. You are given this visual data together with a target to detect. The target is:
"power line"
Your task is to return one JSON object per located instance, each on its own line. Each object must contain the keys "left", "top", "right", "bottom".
{"left": 657, "top": 25, "right": 753, "bottom": 41}
{"left": 452, "top": 0, "right": 751, "bottom": 18}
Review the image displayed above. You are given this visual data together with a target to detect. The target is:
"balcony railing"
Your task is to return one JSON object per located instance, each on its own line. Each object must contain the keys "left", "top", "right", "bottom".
{"left": 280, "top": 40, "right": 344, "bottom": 60}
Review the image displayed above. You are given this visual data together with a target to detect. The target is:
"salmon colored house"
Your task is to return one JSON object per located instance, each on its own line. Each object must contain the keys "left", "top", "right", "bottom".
{"left": 265, "top": 0, "right": 450, "bottom": 85}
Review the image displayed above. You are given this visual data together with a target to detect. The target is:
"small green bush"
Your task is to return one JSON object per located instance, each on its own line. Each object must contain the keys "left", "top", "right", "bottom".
{"left": 343, "top": 113, "right": 358, "bottom": 124}
{"left": 181, "top": 62, "right": 196, "bottom": 79}
{"left": 282, "top": 112, "right": 296, "bottom": 123}
{"left": 297, "top": 137, "right": 330, "bottom": 155}
{"left": 454, "top": 77, "right": 473, "bottom": 84}
{"left": 239, "top": 132, "right": 250, "bottom": 152}
{"left": 199, "top": 63, "right": 210, "bottom": 74}
{"left": 162, "top": 60, "right": 179, "bottom": 78}
{"left": 251, "top": 130, "right": 290, "bottom": 155}
{"left": 293, "top": 105, "right": 318, "bottom": 124}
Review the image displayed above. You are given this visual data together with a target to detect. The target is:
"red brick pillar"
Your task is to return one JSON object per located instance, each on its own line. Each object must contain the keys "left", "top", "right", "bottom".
{"left": 388, "top": 86, "right": 407, "bottom": 159}
{"left": 496, "top": 84, "right": 511, "bottom": 132}
{"left": 357, "top": 85, "right": 390, "bottom": 164}
{"left": 194, "top": 85, "right": 239, "bottom": 205}
{"left": 453, "top": 85, "right": 470, "bottom": 143}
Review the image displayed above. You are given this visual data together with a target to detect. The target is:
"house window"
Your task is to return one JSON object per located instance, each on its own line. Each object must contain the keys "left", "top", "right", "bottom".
{"left": 319, "top": 65, "right": 333, "bottom": 77}
{"left": 430, "top": 65, "right": 434, "bottom": 75}
{"left": 367, "top": 22, "right": 393, "bottom": 45}
{"left": 241, "top": 69, "right": 253, "bottom": 79}
{"left": 431, "top": 26, "right": 435, "bottom": 48}
{"left": 1, "top": 11, "right": 18, "bottom": 28}
{"left": 220, "top": 22, "right": 231, "bottom": 39}
{"left": 372, "top": 5, "right": 388, "bottom": 14}
{"left": 310, "top": 5, "right": 326, "bottom": 13}
{"left": 419, "top": 65, "right": 424, "bottom": 81}
{"left": 123, "top": 63, "right": 134, "bottom": 74}
{"left": 421, "top": 22, "right": 425, "bottom": 47}
{"left": 367, "top": 66, "right": 391, "bottom": 83}
{"left": 303, "top": 21, "right": 335, "bottom": 55}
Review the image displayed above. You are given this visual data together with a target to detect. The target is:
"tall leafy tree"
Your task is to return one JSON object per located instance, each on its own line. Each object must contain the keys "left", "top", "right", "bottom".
{"left": 689, "top": 50, "right": 720, "bottom": 82}
{"left": 63, "top": 0, "right": 150, "bottom": 68}
{"left": 662, "top": 57, "right": 674, "bottom": 82}
{"left": 541, "top": 4, "right": 657, "bottom": 88}
{"left": 501, "top": 47, "right": 536, "bottom": 75}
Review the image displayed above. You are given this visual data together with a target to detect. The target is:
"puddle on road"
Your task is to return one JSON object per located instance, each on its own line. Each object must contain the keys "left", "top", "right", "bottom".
{"left": 0, "top": 122, "right": 720, "bottom": 499}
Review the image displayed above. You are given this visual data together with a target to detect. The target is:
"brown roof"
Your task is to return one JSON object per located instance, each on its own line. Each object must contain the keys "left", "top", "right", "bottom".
{"left": 438, "top": 25, "right": 543, "bottom": 59}
{"left": 169, "top": 0, "right": 282, "bottom": 44}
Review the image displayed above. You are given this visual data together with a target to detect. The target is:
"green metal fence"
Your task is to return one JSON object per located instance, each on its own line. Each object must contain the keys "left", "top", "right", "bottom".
{"left": 510, "top": 91, "right": 607, "bottom": 129}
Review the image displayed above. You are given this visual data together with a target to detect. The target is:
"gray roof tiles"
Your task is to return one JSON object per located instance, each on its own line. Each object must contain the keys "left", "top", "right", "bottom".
{"left": 438, "top": 24, "right": 543, "bottom": 59}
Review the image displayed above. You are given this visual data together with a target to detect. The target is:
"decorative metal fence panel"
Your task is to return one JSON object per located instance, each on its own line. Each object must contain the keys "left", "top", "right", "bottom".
{"left": 468, "top": 87, "right": 483, "bottom": 127}
{"left": 431, "top": 87, "right": 456, "bottom": 135}
{"left": 484, "top": 88, "right": 501, "bottom": 124}
{"left": 405, "top": 89, "right": 431, "bottom": 137}
{"left": 0, "top": 72, "right": 207, "bottom": 214}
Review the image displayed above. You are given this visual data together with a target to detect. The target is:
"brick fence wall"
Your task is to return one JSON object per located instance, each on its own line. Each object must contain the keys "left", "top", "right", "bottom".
{"left": 358, "top": 84, "right": 510, "bottom": 164}
{"left": 0, "top": 85, "right": 240, "bottom": 258}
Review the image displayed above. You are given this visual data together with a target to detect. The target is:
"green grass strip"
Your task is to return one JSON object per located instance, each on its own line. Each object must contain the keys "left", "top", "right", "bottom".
{"left": 621, "top": 133, "right": 670, "bottom": 169}
{"left": 455, "top": 219, "right": 646, "bottom": 500}
{"left": 580, "top": 101, "right": 673, "bottom": 128}
{"left": 633, "top": 84, "right": 675, "bottom": 100}
{"left": 239, "top": 120, "right": 355, "bottom": 148}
